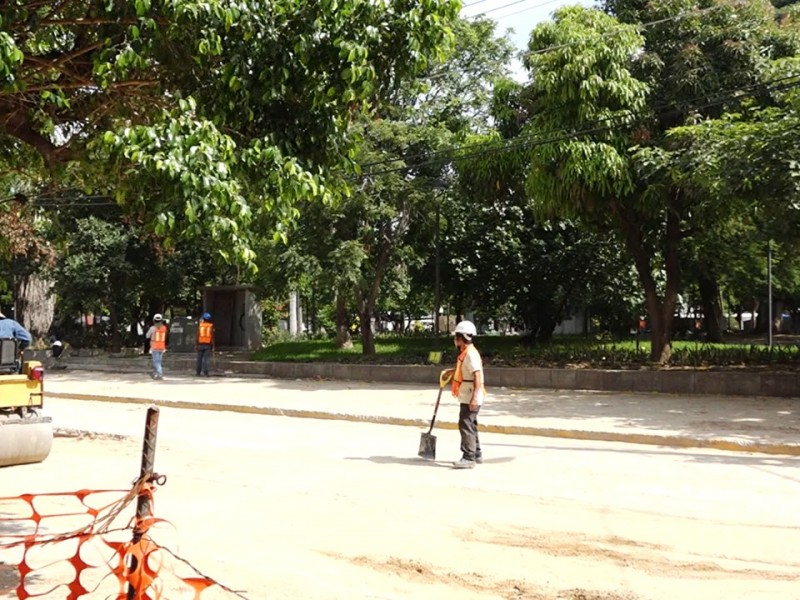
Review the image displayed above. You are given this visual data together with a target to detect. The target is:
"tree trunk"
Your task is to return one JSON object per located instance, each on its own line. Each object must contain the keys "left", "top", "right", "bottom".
{"left": 647, "top": 301, "right": 673, "bottom": 364}
{"left": 14, "top": 272, "right": 55, "bottom": 340}
{"left": 360, "top": 307, "right": 375, "bottom": 355}
{"left": 774, "top": 300, "right": 785, "bottom": 333}
{"left": 537, "top": 315, "right": 557, "bottom": 342}
{"left": 357, "top": 229, "right": 394, "bottom": 355}
{"left": 289, "top": 291, "right": 298, "bottom": 337}
{"left": 697, "top": 273, "right": 724, "bottom": 343}
{"left": 754, "top": 296, "right": 769, "bottom": 334}
{"left": 614, "top": 199, "right": 682, "bottom": 364}
{"left": 109, "top": 303, "right": 122, "bottom": 353}
{"left": 130, "top": 320, "right": 139, "bottom": 348}
{"left": 335, "top": 293, "right": 352, "bottom": 349}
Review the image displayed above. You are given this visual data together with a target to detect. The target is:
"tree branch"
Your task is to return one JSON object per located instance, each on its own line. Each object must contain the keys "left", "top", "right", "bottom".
{"left": 22, "top": 40, "right": 105, "bottom": 81}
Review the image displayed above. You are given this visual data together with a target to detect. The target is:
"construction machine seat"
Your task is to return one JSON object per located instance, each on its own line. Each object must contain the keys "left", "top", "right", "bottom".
{"left": 0, "top": 338, "right": 19, "bottom": 374}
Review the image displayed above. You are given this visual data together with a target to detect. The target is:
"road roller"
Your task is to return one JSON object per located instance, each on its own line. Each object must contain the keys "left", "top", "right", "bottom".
{"left": 0, "top": 338, "right": 53, "bottom": 467}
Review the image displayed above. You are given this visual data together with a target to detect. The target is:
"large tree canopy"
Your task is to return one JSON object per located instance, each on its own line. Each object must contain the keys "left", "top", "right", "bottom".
{"left": 0, "top": 0, "right": 458, "bottom": 266}
{"left": 515, "top": 1, "right": 800, "bottom": 361}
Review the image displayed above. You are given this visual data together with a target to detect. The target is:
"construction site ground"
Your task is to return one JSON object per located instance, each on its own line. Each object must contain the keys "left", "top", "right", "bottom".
{"left": 2, "top": 370, "right": 800, "bottom": 599}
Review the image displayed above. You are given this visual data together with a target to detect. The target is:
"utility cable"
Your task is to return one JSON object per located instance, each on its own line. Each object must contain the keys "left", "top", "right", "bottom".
{"left": 8, "top": 72, "right": 796, "bottom": 207}
{"left": 494, "top": 0, "right": 568, "bottom": 20}
{"left": 521, "top": 4, "right": 724, "bottom": 58}
{"left": 359, "top": 76, "right": 800, "bottom": 179}
{"left": 462, "top": 0, "right": 495, "bottom": 8}
{"left": 355, "top": 75, "right": 800, "bottom": 179}
{"left": 355, "top": 73, "right": 800, "bottom": 174}
{"left": 358, "top": 4, "right": 756, "bottom": 172}
{"left": 471, "top": 0, "right": 537, "bottom": 18}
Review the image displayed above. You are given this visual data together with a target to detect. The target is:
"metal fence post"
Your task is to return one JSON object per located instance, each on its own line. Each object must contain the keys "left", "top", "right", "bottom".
{"left": 127, "top": 406, "right": 160, "bottom": 599}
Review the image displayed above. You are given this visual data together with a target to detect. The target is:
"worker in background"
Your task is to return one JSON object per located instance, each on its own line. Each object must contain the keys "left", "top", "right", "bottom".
{"left": 145, "top": 313, "right": 168, "bottom": 380}
{"left": 195, "top": 312, "right": 215, "bottom": 377}
{"left": 0, "top": 310, "right": 33, "bottom": 372}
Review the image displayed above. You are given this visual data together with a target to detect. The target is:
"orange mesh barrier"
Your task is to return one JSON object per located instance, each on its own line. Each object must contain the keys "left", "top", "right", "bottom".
{"left": 0, "top": 480, "right": 244, "bottom": 599}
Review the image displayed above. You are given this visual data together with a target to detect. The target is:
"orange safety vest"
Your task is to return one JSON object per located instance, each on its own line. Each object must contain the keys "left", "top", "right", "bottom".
{"left": 452, "top": 345, "right": 479, "bottom": 397}
{"left": 151, "top": 325, "right": 167, "bottom": 351}
{"left": 197, "top": 322, "right": 213, "bottom": 345}
{"left": 452, "top": 345, "right": 487, "bottom": 402}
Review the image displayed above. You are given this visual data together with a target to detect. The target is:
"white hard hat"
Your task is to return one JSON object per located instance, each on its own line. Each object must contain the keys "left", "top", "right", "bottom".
{"left": 153, "top": 313, "right": 163, "bottom": 322}
{"left": 453, "top": 320, "right": 477, "bottom": 337}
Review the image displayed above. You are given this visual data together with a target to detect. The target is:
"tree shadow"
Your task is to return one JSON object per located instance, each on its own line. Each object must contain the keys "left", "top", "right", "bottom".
{"left": 482, "top": 388, "right": 800, "bottom": 448}
{"left": 483, "top": 440, "right": 800, "bottom": 472}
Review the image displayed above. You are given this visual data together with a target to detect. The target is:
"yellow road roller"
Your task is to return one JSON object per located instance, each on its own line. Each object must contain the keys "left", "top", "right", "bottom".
{"left": 0, "top": 338, "right": 53, "bottom": 467}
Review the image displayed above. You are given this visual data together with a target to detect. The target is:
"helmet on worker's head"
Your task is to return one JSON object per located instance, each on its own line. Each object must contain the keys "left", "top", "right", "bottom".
{"left": 153, "top": 313, "right": 163, "bottom": 323}
{"left": 453, "top": 320, "right": 477, "bottom": 339}
{"left": 201, "top": 312, "right": 212, "bottom": 321}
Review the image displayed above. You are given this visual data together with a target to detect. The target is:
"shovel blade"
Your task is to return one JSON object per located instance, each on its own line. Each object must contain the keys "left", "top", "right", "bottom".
{"left": 418, "top": 432, "right": 437, "bottom": 460}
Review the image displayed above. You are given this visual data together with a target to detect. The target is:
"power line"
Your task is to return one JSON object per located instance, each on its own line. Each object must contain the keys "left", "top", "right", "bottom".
{"left": 356, "top": 75, "right": 800, "bottom": 180}
{"left": 472, "top": 0, "right": 535, "bottom": 17}
{"left": 357, "top": 73, "right": 800, "bottom": 174}
{"left": 521, "top": 4, "right": 724, "bottom": 58}
{"left": 462, "top": 0, "right": 495, "bottom": 8}
{"left": 498, "top": 0, "right": 565, "bottom": 20}
{"left": 356, "top": 4, "right": 772, "bottom": 173}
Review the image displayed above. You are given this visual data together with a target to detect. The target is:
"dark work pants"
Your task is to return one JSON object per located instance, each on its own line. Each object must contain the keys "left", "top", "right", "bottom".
{"left": 196, "top": 344, "right": 212, "bottom": 375}
{"left": 458, "top": 403, "right": 482, "bottom": 461}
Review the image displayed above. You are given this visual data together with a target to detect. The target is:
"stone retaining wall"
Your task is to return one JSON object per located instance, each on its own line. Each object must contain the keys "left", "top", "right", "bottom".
{"left": 39, "top": 352, "right": 800, "bottom": 398}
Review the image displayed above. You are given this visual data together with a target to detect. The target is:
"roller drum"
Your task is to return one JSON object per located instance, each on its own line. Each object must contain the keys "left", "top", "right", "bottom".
{"left": 0, "top": 413, "right": 53, "bottom": 467}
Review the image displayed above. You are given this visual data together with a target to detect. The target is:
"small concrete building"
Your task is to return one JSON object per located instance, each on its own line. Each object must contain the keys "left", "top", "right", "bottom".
{"left": 202, "top": 285, "right": 262, "bottom": 351}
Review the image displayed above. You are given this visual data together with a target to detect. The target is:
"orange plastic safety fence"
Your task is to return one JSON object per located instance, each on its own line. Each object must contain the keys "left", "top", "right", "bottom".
{"left": 0, "top": 486, "right": 224, "bottom": 599}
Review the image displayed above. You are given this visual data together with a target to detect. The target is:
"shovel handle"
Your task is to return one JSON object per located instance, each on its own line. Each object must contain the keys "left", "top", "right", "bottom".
{"left": 427, "top": 370, "right": 453, "bottom": 434}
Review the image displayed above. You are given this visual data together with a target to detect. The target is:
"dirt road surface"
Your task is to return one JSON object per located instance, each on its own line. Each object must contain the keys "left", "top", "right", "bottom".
{"left": 2, "top": 399, "right": 800, "bottom": 600}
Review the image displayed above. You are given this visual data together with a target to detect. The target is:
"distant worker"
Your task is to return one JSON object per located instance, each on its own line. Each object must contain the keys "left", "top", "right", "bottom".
{"left": 50, "top": 338, "right": 65, "bottom": 369}
{"left": 0, "top": 310, "right": 33, "bottom": 372}
{"left": 145, "top": 313, "right": 168, "bottom": 380}
{"left": 195, "top": 312, "right": 215, "bottom": 377}
{"left": 445, "top": 320, "right": 486, "bottom": 469}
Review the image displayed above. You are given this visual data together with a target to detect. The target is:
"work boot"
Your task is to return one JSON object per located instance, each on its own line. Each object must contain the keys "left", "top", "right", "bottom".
{"left": 452, "top": 458, "right": 476, "bottom": 469}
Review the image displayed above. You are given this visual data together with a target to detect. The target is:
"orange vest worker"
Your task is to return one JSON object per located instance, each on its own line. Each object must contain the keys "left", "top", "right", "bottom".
{"left": 197, "top": 322, "right": 213, "bottom": 345}
{"left": 151, "top": 325, "right": 167, "bottom": 351}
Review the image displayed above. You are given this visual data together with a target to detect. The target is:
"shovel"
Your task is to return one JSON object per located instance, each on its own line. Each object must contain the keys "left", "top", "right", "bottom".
{"left": 418, "top": 369, "right": 452, "bottom": 460}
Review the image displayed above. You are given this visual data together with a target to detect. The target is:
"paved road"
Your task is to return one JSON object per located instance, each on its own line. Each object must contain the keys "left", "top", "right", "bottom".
{"left": 3, "top": 399, "right": 800, "bottom": 600}
{"left": 44, "top": 372, "right": 800, "bottom": 455}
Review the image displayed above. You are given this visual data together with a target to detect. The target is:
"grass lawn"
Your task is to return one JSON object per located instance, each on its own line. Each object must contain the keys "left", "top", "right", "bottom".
{"left": 252, "top": 334, "right": 800, "bottom": 369}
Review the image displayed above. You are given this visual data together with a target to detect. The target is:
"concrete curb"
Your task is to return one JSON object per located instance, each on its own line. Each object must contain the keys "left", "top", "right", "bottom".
{"left": 47, "top": 392, "right": 800, "bottom": 457}
{"left": 52, "top": 356, "right": 800, "bottom": 398}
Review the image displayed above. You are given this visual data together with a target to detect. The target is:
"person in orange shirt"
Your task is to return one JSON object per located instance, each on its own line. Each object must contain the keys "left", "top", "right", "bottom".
{"left": 444, "top": 320, "right": 486, "bottom": 469}
{"left": 195, "top": 312, "right": 215, "bottom": 377}
{"left": 145, "top": 313, "right": 168, "bottom": 380}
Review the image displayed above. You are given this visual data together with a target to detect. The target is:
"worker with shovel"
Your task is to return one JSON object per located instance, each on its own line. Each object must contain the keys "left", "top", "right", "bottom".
{"left": 447, "top": 320, "right": 485, "bottom": 469}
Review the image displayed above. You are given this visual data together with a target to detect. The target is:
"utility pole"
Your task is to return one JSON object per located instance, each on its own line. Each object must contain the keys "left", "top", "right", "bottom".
{"left": 768, "top": 240, "right": 773, "bottom": 349}
{"left": 434, "top": 201, "right": 441, "bottom": 336}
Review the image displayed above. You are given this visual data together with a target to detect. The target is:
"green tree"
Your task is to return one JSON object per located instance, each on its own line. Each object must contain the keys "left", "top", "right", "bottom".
{"left": 268, "top": 16, "right": 514, "bottom": 352}
{"left": 518, "top": 2, "right": 798, "bottom": 361}
{"left": 401, "top": 17, "right": 514, "bottom": 133}
{"left": 659, "top": 81, "right": 800, "bottom": 333}
{"left": 452, "top": 132, "right": 640, "bottom": 340}
{"left": 43, "top": 197, "right": 220, "bottom": 350}
{"left": 0, "top": 0, "right": 458, "bottom": 267}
